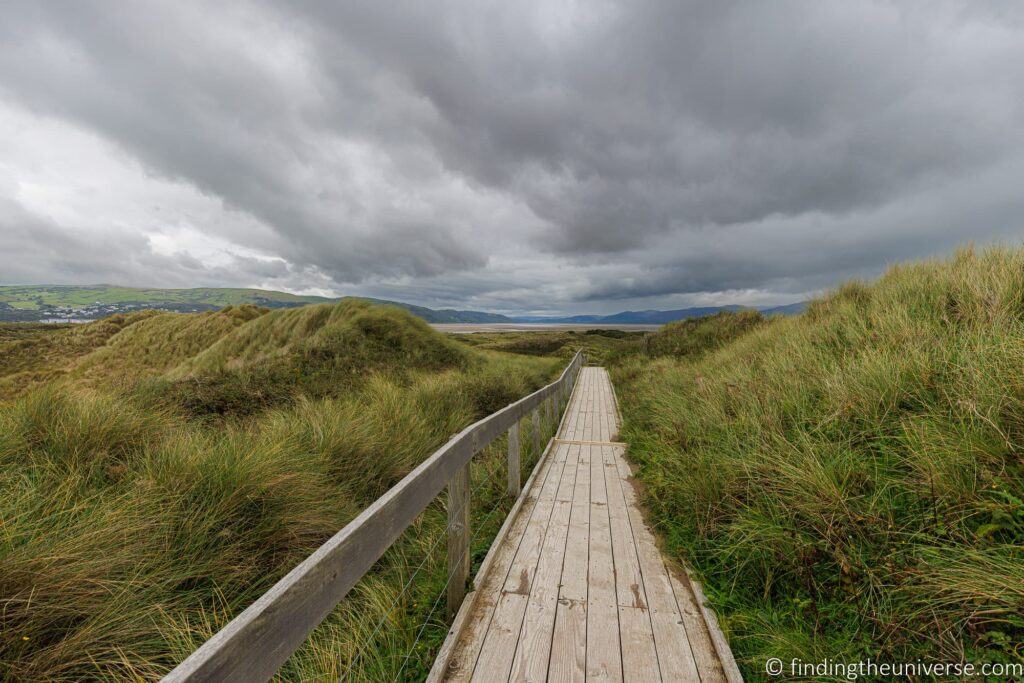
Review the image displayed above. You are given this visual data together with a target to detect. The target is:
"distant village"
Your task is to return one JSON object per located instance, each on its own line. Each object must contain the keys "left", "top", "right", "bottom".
{"left": 0, "top": 301, "right": 218, "bottom": 323}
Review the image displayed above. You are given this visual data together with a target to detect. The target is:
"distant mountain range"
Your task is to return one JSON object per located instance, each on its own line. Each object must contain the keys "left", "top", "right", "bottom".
{"left": 0, "top": 285, "right": 806, "bottom": 324}
{"left": 514, "top": 302, "right": 807, "bottom": 324}
{"left": 360, "top": 298, "right": 510, "bottom": 324}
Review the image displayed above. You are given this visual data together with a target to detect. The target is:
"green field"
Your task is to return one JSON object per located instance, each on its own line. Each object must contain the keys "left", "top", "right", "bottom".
{"left": 0, "top": 285, "right": 332, "bottom": 308}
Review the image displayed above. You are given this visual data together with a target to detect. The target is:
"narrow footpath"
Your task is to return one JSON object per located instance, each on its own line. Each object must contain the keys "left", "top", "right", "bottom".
{"left": 431, "top": 367, "right": 742, "bottom": 682}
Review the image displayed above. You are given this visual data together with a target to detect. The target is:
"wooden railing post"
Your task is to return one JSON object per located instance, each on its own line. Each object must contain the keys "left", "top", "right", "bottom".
{"left": 531, "top": 408, "right": 541, "bottom": 456}
{"left": 446, "top": 462, "right": 470, "bottom": 620}
{"left": 507, "top": 422, "right": 520, "bottom": 497}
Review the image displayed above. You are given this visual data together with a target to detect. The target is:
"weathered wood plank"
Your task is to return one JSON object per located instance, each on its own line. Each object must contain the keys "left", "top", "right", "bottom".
{"left": 472, "top": 441, "right": 569, "bottom": 678}
{"left": 498, "top": 444, "right": 568, "bottom": 597}
{"left": 619, "top": 605, "right": 662, "bottom": 682}
{"left": 682, "top": 573, "right": 743, "bottom": 683}
{"left": 669, "top": 569, "right": 727, "bottom": 682}
{"left": 548, "top": 442, "right": 590, "bottom": 683}
{"left": 586, "top": 444, "right": 622, "bottom": 680}
{"left": 603, "top": 445, "right": 660, "bottom": 680}
{"left": 612, "top": 441, "right": 702, "bottom": 682}
{"left": 548, "top": 598, "right": 586, "bottom": 683}
{"left": 508, "top": 445, "right": 578, "bottom": 681}
{"left": 468, "top": 592, "right": 530, "bottom": 680}
{"left": 603, "top": 448, "right": 645, "bottom": 611}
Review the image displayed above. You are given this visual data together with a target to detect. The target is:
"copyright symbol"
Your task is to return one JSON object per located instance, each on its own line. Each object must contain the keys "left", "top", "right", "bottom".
{"left": 766, "top": 658, "right": 784, "bottom": 676}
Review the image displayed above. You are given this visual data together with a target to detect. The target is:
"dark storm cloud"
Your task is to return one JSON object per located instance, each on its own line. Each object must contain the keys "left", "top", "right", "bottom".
{"left": 1, "top": 1, "right": 1023, "bottom": 311}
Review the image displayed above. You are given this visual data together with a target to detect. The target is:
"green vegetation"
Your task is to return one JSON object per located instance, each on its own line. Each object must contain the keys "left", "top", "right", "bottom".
{"left": 641, "top": 309, "right": 766, "bottom": 359}
{"left": 452, "top": 328, "right": 644, "bottom": 366}
{"left": 0, "top": 313, "right": 166, "bottom": 399}
{"left": 0, "top": 301, "right": 563, "bottom": 680}
{"left": 0, "top": 285, "right": 332, "bottom": 309}
{"left": 612, "top": 247, "right": 1024, "bottom": 678}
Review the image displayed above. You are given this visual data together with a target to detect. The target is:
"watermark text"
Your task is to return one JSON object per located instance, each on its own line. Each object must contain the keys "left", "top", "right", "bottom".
{"left": 765, "top": 657, "right": 1024, "bottom": 680}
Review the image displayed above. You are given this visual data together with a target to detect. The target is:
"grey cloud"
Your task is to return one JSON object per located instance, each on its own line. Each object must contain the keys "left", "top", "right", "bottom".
{"left": 0, "top": 198, "right": 305, "bottom": 290}
{"left": 1, "top": 1, "right": 1024, "bottom": 312}
{"left": 299, "top": 1, "right": 1024, "bottom": 252}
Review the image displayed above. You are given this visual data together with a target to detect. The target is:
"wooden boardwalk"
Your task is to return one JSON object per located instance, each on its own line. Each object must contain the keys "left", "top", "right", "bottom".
{"left": 431, "top": 367, "right": 742, "bottom": 682}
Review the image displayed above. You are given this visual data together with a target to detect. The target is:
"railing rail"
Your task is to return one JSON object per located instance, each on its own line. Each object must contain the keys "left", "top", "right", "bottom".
{"left": 163, "top": 350, "right": 585, "bottom": 682}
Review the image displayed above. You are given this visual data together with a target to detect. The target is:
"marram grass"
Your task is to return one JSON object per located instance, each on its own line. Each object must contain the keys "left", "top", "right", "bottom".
{"left": 612, "top": 246, "right": 1024, "bottom": 679}
{"left": 0, "top": 302, "right": 563, "bottom": 681}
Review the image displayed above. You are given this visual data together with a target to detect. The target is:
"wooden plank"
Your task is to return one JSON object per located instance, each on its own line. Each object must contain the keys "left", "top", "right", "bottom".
{"left": 508, "top": 496, "right": 574, "bottom": 682}
{"left": 586, "top": 444, "right": 622, "bottom": 680}
{"left": 471, "top": 440, "right": 570, "bottom": 678}
{"left": 548, "top": 597, "right": 586, "bottom": 683}
{"left": 559, "top": 447, "right": 591, "bottom": 606}
{"left": 164, "top": 351, "right": 582, "bottom": 683}
{"left": 599, "top": 370, "right": 614, "bottom": 442}
{"left": 508, "top": 445, "right": 579, "bottom": 682}
{"left": 548, "top": 444, "right": 590, "bottom": 683}
{"left": 476, "top": 442, "right": 556, "bottom": 593}
{"left": 602, "top": 445, "right": 660, "bottom": 681}
{"left": 507, "top": 422, "right": 521, "bottom": 497}
{"left": 685, "top": 573, "right": 743, "bottom": 683}
{"left": 612, "top": 448, "right": 701, "bottom": 682}
{"left": 668, "top": 570, "right": 727, "bottom": 682}
{"left": 500, "top": 445, "right": 568, "bottom": 595}
{"left": 553, "top": 438, "right": 628, "bottom": 447}
{"left": 468, "top": 592, "right": 530, "bottom": 679}
{"left": 619, "top": 606, "right": 662, "bottom": 682}
{"left": 582, "top": 372, "right": 596, "bottom": 443}
{"left": 604, "top": 449, "right": 646, "bottom": 614}
{"left": 447, "top": 463, "right": 471, "bottom": 620}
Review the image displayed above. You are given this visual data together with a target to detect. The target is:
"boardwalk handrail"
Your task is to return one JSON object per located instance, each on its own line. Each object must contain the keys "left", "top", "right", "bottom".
{"left": 164, "top": 350, "right": 585, "bottom": 682}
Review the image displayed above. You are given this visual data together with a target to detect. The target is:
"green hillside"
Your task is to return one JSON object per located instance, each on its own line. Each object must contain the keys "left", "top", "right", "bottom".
{"left": 612, "top": 246, "right": 1024, "bottom": 676}
{"left": 0, "top": 285, "right": 331, "bottom": 310}
{"left": 0, "top": 285, "right": 512, "bottom": 324}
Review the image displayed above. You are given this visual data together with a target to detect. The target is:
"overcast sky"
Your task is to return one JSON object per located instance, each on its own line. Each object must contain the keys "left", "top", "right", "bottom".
{"left": 2, "top": 1, "right": 1023, "bottom": 314}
